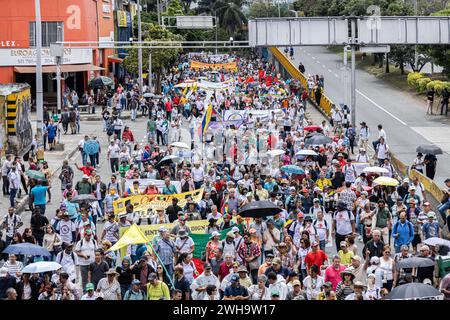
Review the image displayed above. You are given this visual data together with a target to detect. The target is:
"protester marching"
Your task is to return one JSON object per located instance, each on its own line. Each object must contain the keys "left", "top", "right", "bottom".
{"left": 0, "top": 50, "right": 449, "bottom": 302}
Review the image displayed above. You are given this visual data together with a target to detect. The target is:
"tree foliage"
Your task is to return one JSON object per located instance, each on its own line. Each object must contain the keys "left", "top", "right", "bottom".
{"left": 212, "top": 0, "right": 248, "bottom": 36}
{"left": 248, "top": 3, "right": 296, "bottom": 18}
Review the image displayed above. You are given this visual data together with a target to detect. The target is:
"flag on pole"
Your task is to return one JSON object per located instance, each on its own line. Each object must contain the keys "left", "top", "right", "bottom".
{"left": 201, "top": 104, "right": 213, "bottom": 138}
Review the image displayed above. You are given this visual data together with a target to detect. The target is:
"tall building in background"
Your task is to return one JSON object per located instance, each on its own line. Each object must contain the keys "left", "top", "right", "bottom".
{"left": 0, "top": 0, "right": 115, "bottom": 105}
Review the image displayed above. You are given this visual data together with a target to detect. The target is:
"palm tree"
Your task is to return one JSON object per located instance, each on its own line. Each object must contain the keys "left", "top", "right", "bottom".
{"left": 212, "top": 0, "right": 247, "bottom": 36}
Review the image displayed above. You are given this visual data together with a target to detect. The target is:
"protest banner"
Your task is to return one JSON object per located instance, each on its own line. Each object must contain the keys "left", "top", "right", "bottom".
{"left": 190, "top": 61, "right": 237, "bottom": 71}
{"left": 353, "top": 162, "right": 370, "bottom": 177}
{"left": 124, "top": 179, "right": 181, "bottom": 194}
{"left": 113, "top": 188, "right": 204, "bottom": 215}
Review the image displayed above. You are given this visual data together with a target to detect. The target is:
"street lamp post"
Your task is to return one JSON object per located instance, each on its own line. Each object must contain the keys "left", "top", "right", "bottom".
{"left": 350, "top": 18, "right": 357, "bottom": 128}
{"left": 35, "top": 0, "right": 43, "bottom": 143}
{"left": 137, "top": 0, "right": 143, "bottom": 94}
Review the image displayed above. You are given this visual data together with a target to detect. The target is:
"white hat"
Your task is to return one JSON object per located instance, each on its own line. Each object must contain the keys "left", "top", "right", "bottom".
{"left": 82, "top": 174, "right": 89, "bottom": 179}
{"left": 370, "top": 256, "right": 380, "bottom": 265}
{"left": 403, "top": 178, "right": 410, "bottom": 183}
{"left": 0, "top": 267, "right": 8, "bottom": 278}
{"left": 232, "top": 226, "right": 240, "bottom": 233}
{"left": 158, "top": 226, "right": 168, "bottom": 233}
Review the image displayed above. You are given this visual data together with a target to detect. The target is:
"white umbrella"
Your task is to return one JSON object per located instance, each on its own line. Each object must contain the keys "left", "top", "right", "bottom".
{"left": 21, "top": 261, "right": 62, "bottom": 274}
{"left": 266, "top": 149, "right": 285, "bottom": 157}
{"left": 170, "top": 142, "right": 190, "bottom": 150}
{"left": 296, "top": 149, "right": 318, "bottom": 156}
{"left": 363, "top": 166, "right": 389, "bottom": 174}
{"left": 423, "top": 237, "right": 450, "bottom": 248}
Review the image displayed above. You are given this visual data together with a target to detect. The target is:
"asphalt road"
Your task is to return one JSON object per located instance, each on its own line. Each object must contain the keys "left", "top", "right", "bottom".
{"left": 288, "top": 46, "right": 450, "bottom": 185}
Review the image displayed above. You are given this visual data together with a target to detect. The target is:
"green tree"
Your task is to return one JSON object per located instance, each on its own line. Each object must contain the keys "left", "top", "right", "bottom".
{"left": 196, "top": 0, "right": 214, "bottom": 15}
{"left": 212, "top": 0, "right": 247, "bottom": 36}
{"left": 124, "top": 23, "right": 184, "bottom": 93}
{"left": 179, "top": 0, "right": 196, "bottom": 14}
{"left": 248, "top": 3, "right": 296, "bottom": 18}
{"left": 164, "top": 0, "right": 184, "bottom": 16}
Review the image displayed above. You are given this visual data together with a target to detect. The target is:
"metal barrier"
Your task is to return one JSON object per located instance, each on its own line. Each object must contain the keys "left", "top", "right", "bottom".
{"left": 409, "top": 169, "right": 446, "bottom": 204}
{"left": 269, "top": 47, "right": 332, "bottom": 117}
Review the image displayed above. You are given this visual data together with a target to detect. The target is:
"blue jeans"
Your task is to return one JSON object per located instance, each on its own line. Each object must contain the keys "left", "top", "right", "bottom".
{"left": 82, "top": 151, "right": 88, "bottom": 166}
{"left": 319, "top": 239, "right": 326, "bottom": 251}
{"left": 438, "top": 201, "right": 450, "bottom": 222}
{"left": 163, "top": 263, "right": 174, "bottom": 281}
{"left": 9, "top": 188, "right": 17, "bottom": 207}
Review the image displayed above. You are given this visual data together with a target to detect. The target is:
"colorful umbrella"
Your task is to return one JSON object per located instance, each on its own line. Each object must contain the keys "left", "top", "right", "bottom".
{"left": 281, "top": 165, "right": 305, "bottom": 175}
{"left": 373, "top": 176, "right": 399, "bottom": 186}
{"left": 303, "top": 125, "right": 322, "bottom": 132}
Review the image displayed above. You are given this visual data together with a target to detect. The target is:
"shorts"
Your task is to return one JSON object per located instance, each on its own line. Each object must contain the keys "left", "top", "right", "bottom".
{"left": 48, "top": 137, "right": 55, "bottom": 144}
{"left": 412, "top": 234, "right": 421, "bottom": 248}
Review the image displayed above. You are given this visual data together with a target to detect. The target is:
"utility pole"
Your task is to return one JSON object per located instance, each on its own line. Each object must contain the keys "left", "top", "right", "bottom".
{"left": 350, "top": 17, "right": 357, "bottom": 128}
{"left": 35, "top": 0, "right": 43, "bottom": 143}
{"left": 414, "top": 0, "right": 418, "bottom": 71}
{"left": 215, "top": 14, "right": 218, "bottom": 55}
{"left": 148, "top": 50, "right": 152, "bottom": 91}
{"left": 343, "top": 45, "right": 349, "bottom": 106}
{"left": 137, "top": 0, "right": 143, "bottom": 94}
{"left": 157, "top": 0, "right": 161, "bottom": 25}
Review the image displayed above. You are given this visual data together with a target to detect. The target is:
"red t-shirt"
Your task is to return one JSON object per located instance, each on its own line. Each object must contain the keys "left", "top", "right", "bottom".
{"left": 304, "top": 250, "right": 328, "bottom": 270}
{"left": 324, "top": 265, "right": 346, "bottom": 291}
{"left": 218, "top": 262, "right": 233, "bottom": 281}
{"left": 78, "top": 166, "right": 94, "bottom": 176}
{"left": 165, "top": 101, "right": 172, "bottom": 112}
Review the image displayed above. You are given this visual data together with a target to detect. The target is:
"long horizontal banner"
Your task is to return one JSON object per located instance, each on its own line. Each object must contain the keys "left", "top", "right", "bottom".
{"left": 124, "top": 179, "right": 181, "bottom": 194}
{"left": 113, "top": 188, "right": 204, "bottom": 216}
{"left": 190, "top": 60, "right": 237, "bottom": 71}
{"left": 222, "top": 109, "right": 284, "bottom": 122}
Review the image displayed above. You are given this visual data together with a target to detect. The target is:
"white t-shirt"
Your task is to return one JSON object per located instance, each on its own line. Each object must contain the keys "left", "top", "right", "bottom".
{"left": 191, "top": 167, "right": 204, "bottom": 182}
{"left": 333, "top": 210, "right": 355, "bottom": 235}
{"left": 75, "top": 238, "right": 98, "bottom": 266}
{"left": 175, "top": 237, "right": 194, "bottom": 254}
{"left": 56, "top": 220, "right": 76, "bottom": 243}
{"left": 313, "top": 218, "right": 329, "bottom": 241}
{"left": 56, "top": 251, "right": 78, "bottom": 282}
{"left": 108, "top": 144, "right": 121, "bottom": 159}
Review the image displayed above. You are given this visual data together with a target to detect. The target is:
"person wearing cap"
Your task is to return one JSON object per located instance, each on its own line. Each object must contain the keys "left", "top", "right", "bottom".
{"left": 416, "top": 244, "right": 435, "bottom": 285}
{"left": 317, "top": 281, "right": 335, "bottom": 300}
{"left": 422, "top": 209, "right": 441, "bottom": 240}
{"left": 366, "top": 256, "right": 384, "bottom": 288}
{"left": 0, "top": 266, "right": 16, "bottom": 299}
{"left": 97, "top": 268, "right": 121, "bottom": 300}
{"left": 264, "top": 256, "right": 289, "bottom": 280}
{"left": 286, "top": 279, "right": 306, "bottom": 300}
{"left": 219, "top": 213, "right": 236, "bottom": 231}
{"left": 56, "top": 209, "right": 77, "bottom": 244}
{"left": 346, "top": 254, "right": 366, "bottom": 284}
{"left": 345, "top": 281, "right": 369, "bottom": 300}
{"left": 146, "top": 272, "right": 170, "bottom": 300}
{"left": 122, "top": 279, "right": 147, "bottom": 300}
{"left": 170, "top": 214, "right": 191, "bottom": 237}
{"left": 81, "top": 282, "right": 102, "bottom": 300}
{"left": 267, "top": 271, "right": 288, "bottom": 300}
{"left": 403, "top": 185, "right": 421, "bottom": 208}
{"left": 151, "top": 206, "right": 170, "bottom": 225}
{"left": 308, "top": 198, "right": 326, "bottom": 220}
{"left": 223, "top": 273, "right": 250, "bottom": 300}
{"left": 175, "top": 229, "right": 195, "bottom": 258}
{"left": 337, "top": 240, "right": 354, "bottom": 266}
{"left": 190, "top": 263, "right": 220, "bottom": 300}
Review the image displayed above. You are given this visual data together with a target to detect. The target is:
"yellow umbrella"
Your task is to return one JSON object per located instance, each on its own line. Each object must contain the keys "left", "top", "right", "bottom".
{"left": 373, "top": 176, "right": 399, "bottom": 186}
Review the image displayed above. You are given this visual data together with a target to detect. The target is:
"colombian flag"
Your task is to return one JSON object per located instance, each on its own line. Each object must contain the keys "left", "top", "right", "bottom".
{"left": 201, "top": 104, "right": 213, "bottom": 138}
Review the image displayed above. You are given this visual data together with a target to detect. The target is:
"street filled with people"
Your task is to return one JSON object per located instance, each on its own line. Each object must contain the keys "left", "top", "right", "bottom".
{"left": 1, "top": 50, "right": 450, "bottom": 301}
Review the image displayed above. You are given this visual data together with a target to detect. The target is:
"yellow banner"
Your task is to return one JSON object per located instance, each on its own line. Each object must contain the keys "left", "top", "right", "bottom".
{"left": 117, "top": 10, "right": 127, "bottom": 27}
{"left": 113, "top": 188, "right": 204, "bottom": 216}
{"left": 118, "top": 219, "right": 211, "bottom": 257}
{"left": 190, "top": 61, "right": 237, "bottom": 71}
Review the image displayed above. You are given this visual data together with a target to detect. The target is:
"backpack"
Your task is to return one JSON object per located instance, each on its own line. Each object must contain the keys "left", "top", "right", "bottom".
{"left": 394, "top": 220, "right": 414, "bottom": 238}
{"left": 313, "top": 219, "right": 328, "bottom": 229}
{"left": 57, "top": 251, "right": 76, "bottom": 264}
{"left": 332, "top": 210, "right": 352, "bottom": 221}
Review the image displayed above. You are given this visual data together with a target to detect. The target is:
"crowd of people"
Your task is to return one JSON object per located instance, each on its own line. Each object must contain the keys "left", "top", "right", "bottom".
{"left": 0, "top": 50, "right": 449, "bottom": 301}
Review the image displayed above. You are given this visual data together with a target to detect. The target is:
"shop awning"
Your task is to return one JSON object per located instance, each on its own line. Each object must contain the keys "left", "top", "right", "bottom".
{"left": 108, "top": 55, "right": 123, "bottom": 63}
{"left": 14, "top": 64, "right": 105, "bottom": 74}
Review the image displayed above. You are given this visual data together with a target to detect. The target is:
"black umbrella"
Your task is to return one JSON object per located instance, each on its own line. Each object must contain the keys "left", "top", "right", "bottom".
{"left": 395, "top": 257, "right": 435, "bottom": 269}
{"left": 305, "top": 133, "right": 332, "bottom": 146}
{"left": 386, "top": 283, "right": 443, "bottom": 300}
{"left": 416, "top": 144, "right": 443, "bottom": 155}
{"left": 89, "top": 76, "right": 114, "bottom": 89}
{"left": 71, "top": 194, "right": 98, "bottom": 203}
{"left": 238, "top": 201, "right": 282, "bottom": 218}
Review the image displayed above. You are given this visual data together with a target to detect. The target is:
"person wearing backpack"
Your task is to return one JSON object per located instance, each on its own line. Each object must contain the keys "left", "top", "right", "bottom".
{"left": 392, "top": 212, "right": 415, "bottom": 253}
{"left": 56, "top": 243, "right": 78, "bottom": 283}
{"left": 1, "top": 207, "right": 23, "bottom": 246}
{"left": 75, "top": 229, "right": 99, "bottom": 289}
{"left": 331, "top": 201, "right": 356, "bottom": 252}
{"left": 313, "top": 211, "right": 329, "bottom": 251}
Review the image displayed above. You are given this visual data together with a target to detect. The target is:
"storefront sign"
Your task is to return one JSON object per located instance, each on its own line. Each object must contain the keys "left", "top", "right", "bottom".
{"left": 117, "top": 10, "right": 127, "bottom": 27}
{"left": 0, "top": 48, "right": 92, "bottom": 66}
{"left": 0, "top": 41, "right": 18, "bottom": 48}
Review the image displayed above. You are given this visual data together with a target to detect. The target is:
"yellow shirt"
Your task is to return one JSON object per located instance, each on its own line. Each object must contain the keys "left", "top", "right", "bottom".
{"left": 147, "top": 281, "right": 170, "bottom": 300}
{"left": 338, "top": 250, "right": 354, "bottom": 266}
{"left": 316, "top": 178, "right": 332, "bottom": 190}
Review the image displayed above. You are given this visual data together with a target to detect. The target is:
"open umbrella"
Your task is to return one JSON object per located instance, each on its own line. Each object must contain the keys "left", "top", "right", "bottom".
{"left": 395, "top": 257, "right": 435, "bottom": 269}
{"left": 416, "top": 144, "right": 443, "bottom": 155}
{"left": 423, "top": 237, "right": 450, "bottom": 248}
{"left": 89, "top": 76, "right": 114, "bottom": 89}
{"left": 363, "top": 166, "right": 389, "bottom": 174}
{"left": 239, "top": 201, "right": 282, "bottom": 218}
{"left": 296, "top": 149, "right": 318, "bottom": 156}
{"left": 170, "top": 142, "right": 190, "bottom": 150}
{"left": 281, "top": 165, "right": 305, "bottom": 175}
{"left": 25, "top": 170, "right": 46, "bottom": 181}
{"left": 373, "top": 176, "right": 399, "bottom": 186}
{"left": 305, "top": 134, "right": 332, "bottom": 146}
{"left": 83, "top": 140, "right": 100, "bottom": 156}
{"left": 3, "top": 243, "right": 51, "bottom": 256}
{"left": 303, "top": 125, "right": 322, "bottom": 132}
{"left": 386, "top": 283, "right": 443, "bottom": 300}
{"left": 21, "top": 261, "right": 62, "bottom": 274}
{"left": 157, "top": 155, "right": 182, "bottom": 167}
{"left": 266, "top": 149, "right": 285, "bottom": 157}
{"left": 143, "top": 92, "right": 155, "bottom": 98}
{"left": 71, "top": 194, "right": 98, "bottom": 203}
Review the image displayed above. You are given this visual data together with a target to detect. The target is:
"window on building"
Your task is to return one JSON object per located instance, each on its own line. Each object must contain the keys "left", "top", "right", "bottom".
{"left": 29, "top": 21, "right": 64, "bottom": 47}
